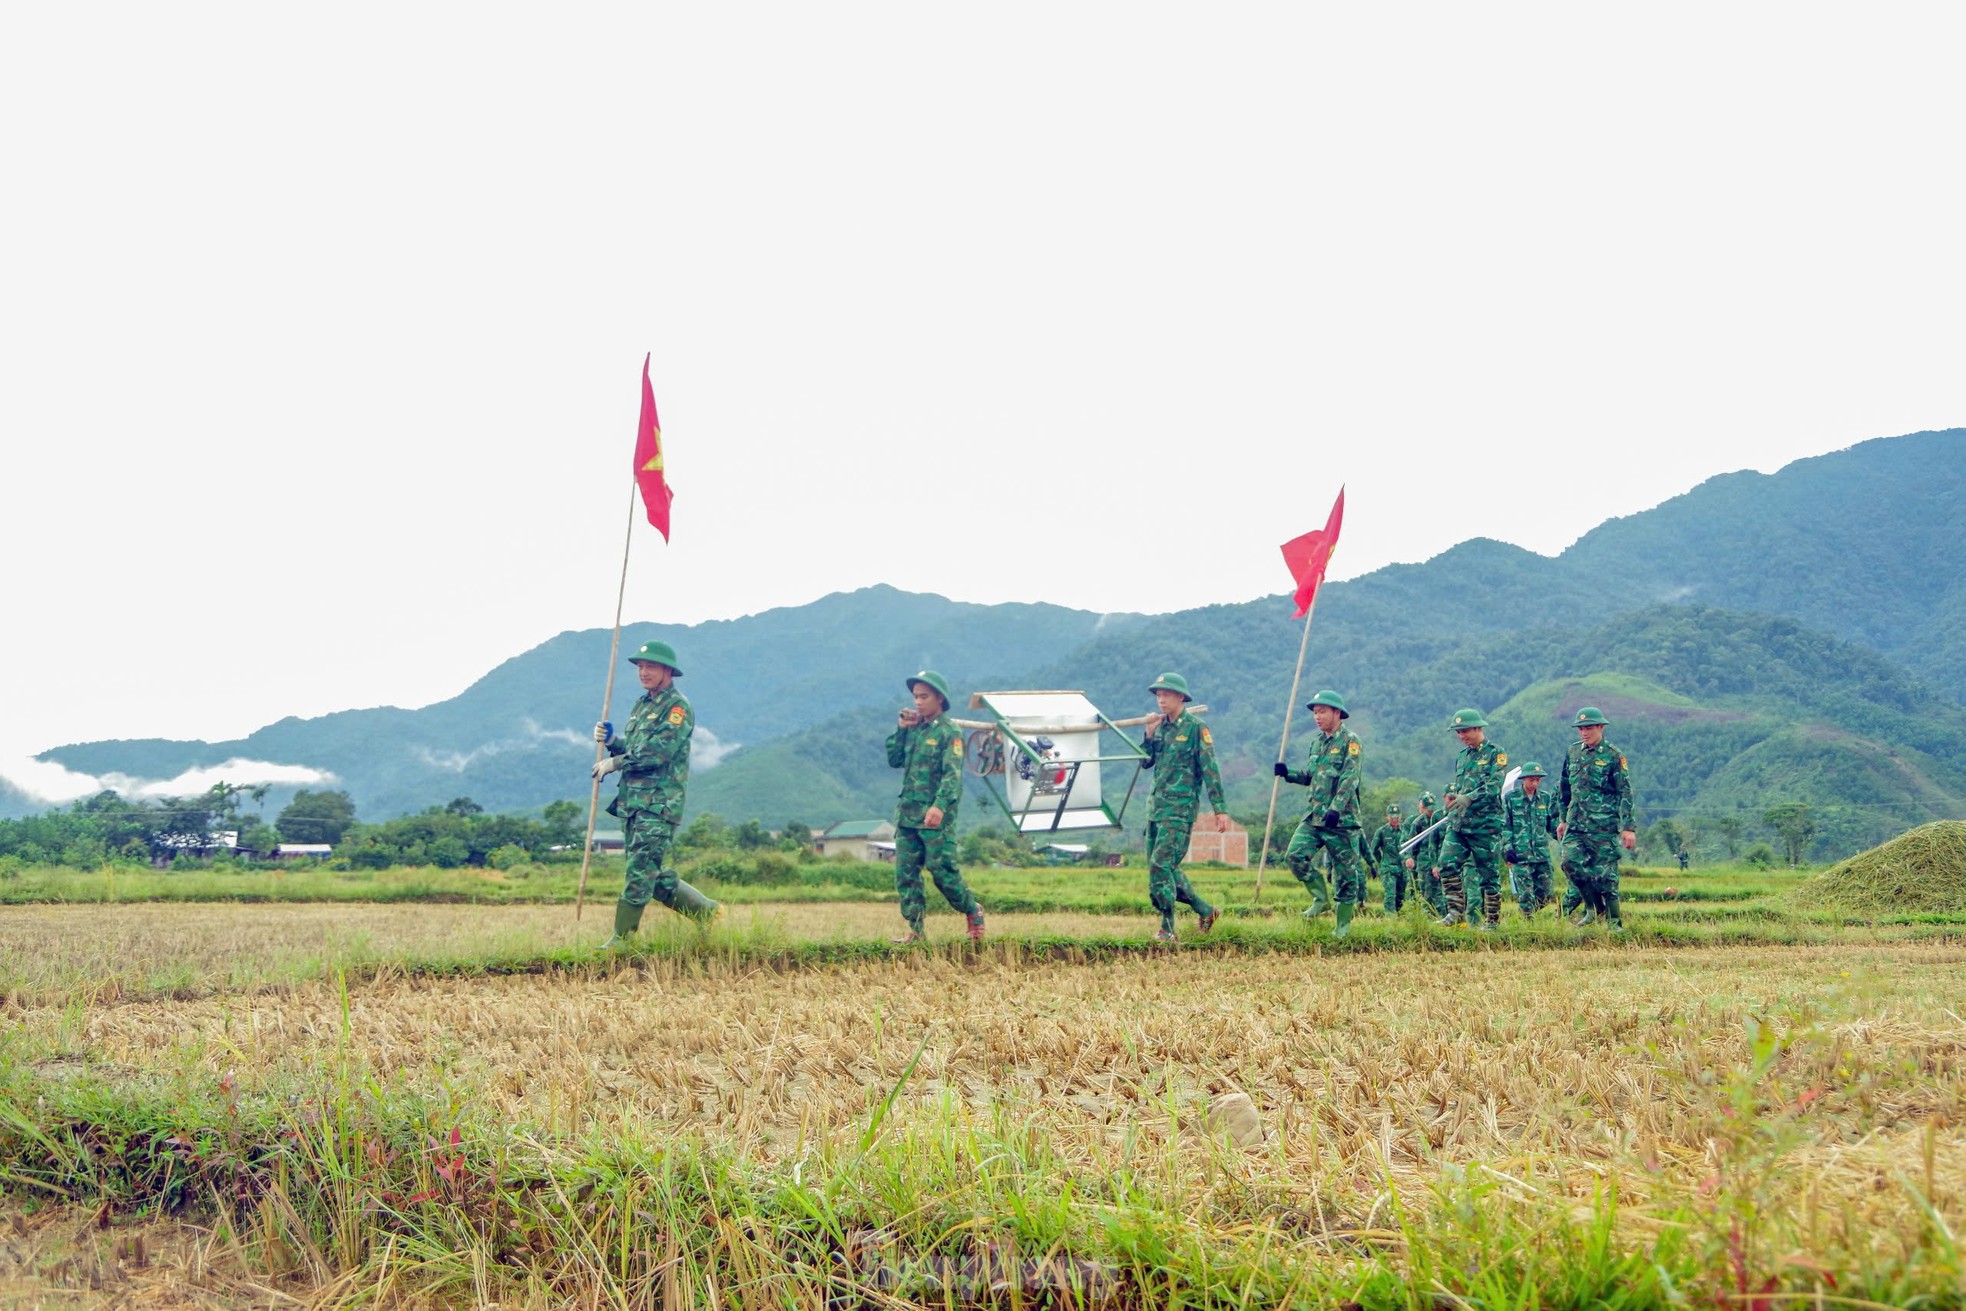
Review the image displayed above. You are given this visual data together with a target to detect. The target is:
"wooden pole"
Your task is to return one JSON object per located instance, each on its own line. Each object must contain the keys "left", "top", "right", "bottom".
{"left": 1252, "top": 594, "right": 1319, "bottom": 904}
{"left": 575, "top": 480, "right": 640, "bottom": 920}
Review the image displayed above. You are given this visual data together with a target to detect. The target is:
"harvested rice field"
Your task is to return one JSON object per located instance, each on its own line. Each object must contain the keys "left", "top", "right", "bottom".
{"left": 2, "top": 901, "right": 1964, "bottom": 1307}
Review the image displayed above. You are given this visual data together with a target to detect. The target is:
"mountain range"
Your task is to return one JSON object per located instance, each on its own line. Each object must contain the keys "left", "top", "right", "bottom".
{"left": 15, "top": 427, "right": 1965, "bottom": 860}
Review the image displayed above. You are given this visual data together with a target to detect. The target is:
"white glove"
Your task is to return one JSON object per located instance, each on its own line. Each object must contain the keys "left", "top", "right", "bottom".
{"left": 592, "top": 755, "right": 622, "bottom": 781}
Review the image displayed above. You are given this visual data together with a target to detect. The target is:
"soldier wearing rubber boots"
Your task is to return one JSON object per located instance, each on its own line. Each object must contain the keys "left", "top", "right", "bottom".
{"left": 1275, "top": 689, "right": 1367, "bottom": 936}
{"left": 1141, "top": 672, "right": 1228, "bottom": 944}
{"left": 1366, "top": 801, "right": 1408, "bottom": 912}
{"left": 592, "top": 640, "right": 721, "bottom": 947}
{"left": 1436, "top": 709, "right": 1510, "bottom": 929}
{"left": 1502, "top": 761, "right": 1560, "bottom": 916}
{"left": 1557, "top": 706, "right": 1637, "bottom": 930}
{"left": 886, "top": 670, "right": 986, "bottom": 945}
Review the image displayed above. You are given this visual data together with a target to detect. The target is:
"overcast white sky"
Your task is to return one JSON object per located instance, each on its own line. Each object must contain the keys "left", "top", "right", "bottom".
{"left": 3, "top": 3, "right": 1961, "bottom": 787}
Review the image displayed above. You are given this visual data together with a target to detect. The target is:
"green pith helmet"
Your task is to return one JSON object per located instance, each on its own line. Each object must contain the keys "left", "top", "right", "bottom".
{"left": 1448, "top": 708, "right": 1488, "bottom": 729}
{"left": 1519, "top": 762, "right": 1547, "bottom": 778}
{"left": 1306, "top": 689, "right": 1350, "bottom": 718}
{"left": 1572, "top": 706, "right": 1610, "bottom": 727}
{"left": 1419, "top": 791, "right": 1437, "bottom": 807}
{"left": 1386, "top": 801, "right": 1402, "bottom": 816}
{"left": 1147, "top": 672, "right": 1192, "bottom": 701}
{"left": 906, "top": 669, "right": 952, "bottom": 709}
{"left": 628, "top": 640, "right": 683, "bottom": 675}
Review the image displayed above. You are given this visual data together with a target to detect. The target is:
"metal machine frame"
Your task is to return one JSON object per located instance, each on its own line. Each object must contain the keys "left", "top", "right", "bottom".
{"left": 954, "top": 690, "right": 1209, "bottom": 835}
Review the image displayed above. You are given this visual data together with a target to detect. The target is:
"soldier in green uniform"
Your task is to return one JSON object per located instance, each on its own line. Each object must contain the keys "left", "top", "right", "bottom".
{"left": 592, "top": 640, "right": 721, "bottom": 948}
{"left": 1406, "top": 790, "right": 1446, "bottom": 915}
{"left": 1366, "top": 801, "right": 1408, "bottom": 912}
{"left": 1435, "top": 708, "right": 1510, "bottom": 929}
{"left": 1141, "top": 672, "right": 1228, "bottom": 944}
{"left": 885, "top": 670, "right": 985, "bottom": 945}
{"left": 1502, "top": 761, "right": 1560, "bottom": 916}
{"left": 1557, "top": 706, "right": 1637, "bottom": 930}
{"left": 1275, "top": 689, "right": 1367, "bottom": 936}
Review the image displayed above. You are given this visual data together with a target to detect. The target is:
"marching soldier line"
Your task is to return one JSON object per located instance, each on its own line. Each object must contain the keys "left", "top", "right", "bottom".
{"left": 589, "top": 643, "right": 1637, "bottom": 949}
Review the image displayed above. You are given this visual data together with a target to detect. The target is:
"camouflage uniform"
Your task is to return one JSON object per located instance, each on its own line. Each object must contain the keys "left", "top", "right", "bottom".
{"left": 1142, "top": 709, "right": 1223, "bottom": 933}
{"left": 1438, "top": 739, "right": 1509, "bottom": 926}
{"left": 1365, "top": 808, "right": 1408, "bottom": 911}
{"left": 1281, "top": 725, "right": 1365, "bottom": 914}
{"left": 1559, "top": 738, "right": 1636, "bottom": 926}
{"left": 1406, "top": 797, "right": 1446, "bottom": 914}
{"left": 1502, "top": 784, "right": 1560, "bottom": 915}
{"left": 886, "top": 711, "right": 979, "bottom": 933}
{"left": 607, "top": 685, "right": 694, "bottom": 911}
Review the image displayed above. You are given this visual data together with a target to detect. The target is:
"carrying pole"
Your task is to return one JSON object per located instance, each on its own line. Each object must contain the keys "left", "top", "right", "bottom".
{"left": 575, "top": 480, "right": 640, "bottom": 920}
{"left": 1252, "top": 594, "right": 1319, "bottom": 903}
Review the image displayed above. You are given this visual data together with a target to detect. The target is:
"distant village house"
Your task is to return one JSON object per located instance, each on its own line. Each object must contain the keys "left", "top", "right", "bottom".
{"left": 814, "top": 820, "right": 897, "bottom": 861}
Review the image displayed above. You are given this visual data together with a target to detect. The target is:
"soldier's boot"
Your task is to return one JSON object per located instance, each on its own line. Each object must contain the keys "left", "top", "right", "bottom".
{"left": 891, "top": 918, "right": 927, "bottom": 946}
{"left": 1154, "top": 910, "right": 1178, "bottom": 945}
{"left": 1296, "top": 864, "right": 1332, "bottom": 917}
{"left": 1332, "top": 902, "right": 1355, "bottom": 938}
{"left": 1571, "top": 900, "right": 1596, "bottom": 926}
{"left": 601, "top": 899, "right": 644, "bottom": 950}
{"left": 1603, "top": 887, "right": 1624, "bottom": 933}
{"left": 965, "top": 908, "right": 986, "bottom": 944}
{"left": 1484, "top": 888, "right": 1502, "bottom": 929}
{"left": 669, "top": 880, "right": 722, "bottom": 925}
{"left": 1197, "top": 904, "right": 1220, "bottom": 934}
{"left": 1438, "top": 870, "right": 1467, "bottom": 926}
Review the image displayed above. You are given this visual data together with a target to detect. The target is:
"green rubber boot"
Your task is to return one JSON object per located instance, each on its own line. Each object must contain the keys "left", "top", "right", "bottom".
{"left": 669, "top": 879, "right": 722, "bottom": 926}
{"left": 1298, "top": 866, "right": 1332, "bottom": 917}
{"left": 1332, "top": 901, "right": 1355, "bottom": 939}
{"left": 1603, "top": 886, "right": 1624, "bottom": 933}
{"left": 602, "top": 899, "right": 643, "bottom": 950}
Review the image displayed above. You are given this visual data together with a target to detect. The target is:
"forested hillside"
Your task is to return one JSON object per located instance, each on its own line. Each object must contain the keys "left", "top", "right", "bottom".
{"left": 26, "top": 427, "right": 1966, "bottom": 859}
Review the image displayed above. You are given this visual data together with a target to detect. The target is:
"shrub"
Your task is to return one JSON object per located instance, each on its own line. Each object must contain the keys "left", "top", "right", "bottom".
{"left": 488, "top": 844, "right": 531, "bottom": 872}
{"left": 1742, "top": 843, "right": 1779, "bottom": 869}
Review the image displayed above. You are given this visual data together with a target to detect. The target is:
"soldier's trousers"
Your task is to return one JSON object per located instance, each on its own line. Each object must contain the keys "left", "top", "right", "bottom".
{"left": 622, "top": 811, "right": 681, "bottom": 909}
{"left": 895, "top": 822, "right": 978, "bottom": 929}
{"left": 1437, "top": 826, "right": 1504, "bottom": 923}
{"left": 1286, "top": 820, "right": 1364, "bottom": 909}
{"left": 1380, "top": 862, "right": 1407, "bottom": 911}
{"left": 1414, "top": 861, "right": 1445, "bottom": 914}
{"left": 1510, "top": 861, "right": 1554, "bottom": 915}
{"left": 1147, "top": 819, "right": 1214, "bottom": 929}
{"left": 1561, "top": 831, "right": 1624, "bottom": 922}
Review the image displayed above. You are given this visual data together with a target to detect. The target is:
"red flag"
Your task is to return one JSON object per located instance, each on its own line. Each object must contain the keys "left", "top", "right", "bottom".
{"left": 633, "top": 354, "right": 673, "bottom": 541}
{"left": 1280, "top": 487, "right": 1345, "bottom": 618}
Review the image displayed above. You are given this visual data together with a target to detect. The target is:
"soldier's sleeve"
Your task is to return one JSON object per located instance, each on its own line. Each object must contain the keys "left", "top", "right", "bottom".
{"left": 1558, "top": 752, "right": 1574, "bottom": 815}
{"left": 1543, "top": 798, "right": 1560, "bottom": 839}
{"left": 1279, "top": 748, "right": 1306, "bottom": 787}
{"left": 1199, "top": 724, "right": 1226, "bottom": 811}
{"left": 1614, "top": 751, "right": 1635, "bottom": 831}
{"left": 1141, "top": 729, "right": 1159, "bottom": 769}
{"left": 886, "top": 727, "right": 909, "bottom": 770}
{"left": 932, "top": 730, "right": 964, "bottom": 810}
{"left": 1331, "top": 734, "right": 1362, "bottom": 812}
{"left": 1473, "top": 748, "right": 1503, "bottom": 806}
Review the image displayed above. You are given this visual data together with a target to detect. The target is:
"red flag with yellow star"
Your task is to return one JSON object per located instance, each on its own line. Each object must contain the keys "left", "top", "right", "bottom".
{"left": 1280, "top": 486, "right": 1344, "bottom": 618}
{"left": 633, "top": 354, "right": 673, "bottom": 541}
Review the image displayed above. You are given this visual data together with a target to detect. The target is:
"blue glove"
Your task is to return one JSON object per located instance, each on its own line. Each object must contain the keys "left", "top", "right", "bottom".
{"left": 1321, "top": 808, "right": 1342, "bottom": 829}
{"left": 593, "top": 721, "right": 614, "bottom": 745}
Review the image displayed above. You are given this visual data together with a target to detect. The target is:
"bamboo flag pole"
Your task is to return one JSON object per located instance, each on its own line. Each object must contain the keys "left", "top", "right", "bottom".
{"left": 574, "top": 480, "right": 641, "bottom": 920}
{"left": 1252, "top": 592, "right": 1319, "bottom": 904}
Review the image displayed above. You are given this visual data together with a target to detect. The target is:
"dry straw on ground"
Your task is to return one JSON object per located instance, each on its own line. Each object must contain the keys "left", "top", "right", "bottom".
{"left": 1794, "top": 819, "right": 1966, "bottom": 914}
